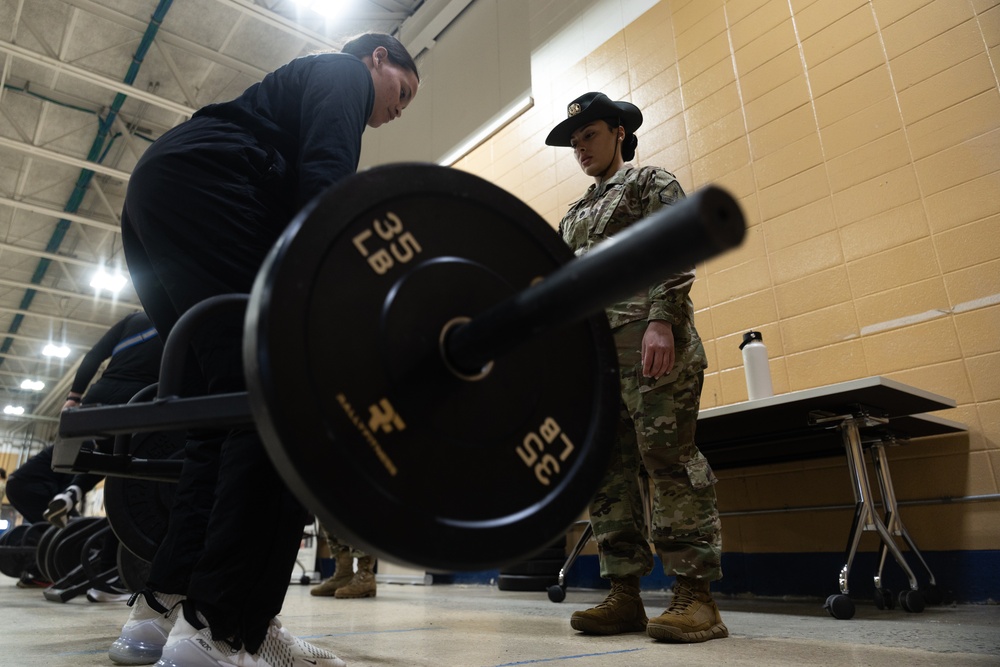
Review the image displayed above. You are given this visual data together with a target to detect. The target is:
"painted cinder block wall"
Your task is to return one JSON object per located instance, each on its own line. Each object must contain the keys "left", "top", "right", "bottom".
{"left": 455, "top": 0, "right": 999, "bottom": 598}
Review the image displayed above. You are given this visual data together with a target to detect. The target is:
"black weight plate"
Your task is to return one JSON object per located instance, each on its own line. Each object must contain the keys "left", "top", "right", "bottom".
{"left": 104, "top": 430, "right": 183, "bottom": 562}
{"left": 246, "top": 163, "right": 618, "bottom": 572}
{"left": 14, "top": 523, "right": 51, "bottom": 577}
{"left": 21, "top": 522, "right": 51, "bottom": 550}
{"left": 35, "top": 524, "right": 60, "bottom": 582}
{"left": 47, "top": 516, "right": 103, "bottom": 582}
{"left": 0, "top": 524, "right": 25, "bottom": 547}
{"left": 0, "top": 525, "right": 31, "bottom": 577}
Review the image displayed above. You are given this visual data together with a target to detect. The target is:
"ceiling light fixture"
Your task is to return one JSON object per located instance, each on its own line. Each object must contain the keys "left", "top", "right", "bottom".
{"left": 20, "top": 379, "right": 45, "bottom": 391}
{"left": 91, "top": 267, "right": 128, "bottom": 293}
{"left": 43, "top": 344, "right": 71, "bottom": 358}
{"left": 3, "top": 405, "right": 25, "bottom": 416}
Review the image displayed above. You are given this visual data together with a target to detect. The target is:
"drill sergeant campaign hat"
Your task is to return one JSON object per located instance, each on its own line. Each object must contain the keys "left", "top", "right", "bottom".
{"left": 544, "top": 92, "right": 643, "bottom": 147}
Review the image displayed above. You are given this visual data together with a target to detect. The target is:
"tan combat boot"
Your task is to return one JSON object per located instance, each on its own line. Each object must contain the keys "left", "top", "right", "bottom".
{"left": 570, "top": 576, "right": 648, "bottom": 635}
{"left": 334, "top": 555, "right": 377, "bottom": 598}
{"left": 310, "top": 551, "right": 354, "bottom": 597}
{"left": 646, "top": 575, "right": 728, "bottom": 642}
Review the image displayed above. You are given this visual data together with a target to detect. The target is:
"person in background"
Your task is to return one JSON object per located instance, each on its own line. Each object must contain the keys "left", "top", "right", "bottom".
{"left": 545, "top": 92, "right": 727, "bottom": 644}
{"left": 5, "top": 311, "right": 162, "bottom": 594}
{"left": 310, "top": 525, "right": 377, "bottom": 599}
{"left": 108, "top": 32, "right": 419, "bottom": 667}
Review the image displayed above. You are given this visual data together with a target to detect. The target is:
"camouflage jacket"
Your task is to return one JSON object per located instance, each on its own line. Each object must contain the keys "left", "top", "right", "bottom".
{"left": 558, "top": 165, "right": 699, "bottom": 333}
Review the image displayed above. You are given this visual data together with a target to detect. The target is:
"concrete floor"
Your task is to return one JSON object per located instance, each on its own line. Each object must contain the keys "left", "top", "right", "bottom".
{"left": 1, "top": 573, "right": 998, "bottom": 667}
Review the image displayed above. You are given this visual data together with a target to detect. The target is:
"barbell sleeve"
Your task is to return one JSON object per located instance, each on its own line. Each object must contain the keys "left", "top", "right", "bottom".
{"left": 445, "top": 185, "right": 746, "bottom": 375}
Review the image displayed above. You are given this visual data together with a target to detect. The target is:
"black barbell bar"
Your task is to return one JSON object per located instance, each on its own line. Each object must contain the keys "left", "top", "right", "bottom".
{"left": 445, "top": 185, "right": 745, "bottom": 376}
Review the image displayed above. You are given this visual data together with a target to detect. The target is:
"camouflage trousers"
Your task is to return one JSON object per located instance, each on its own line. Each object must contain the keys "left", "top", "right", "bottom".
{"left": 319, "top": 524, "right": 369, "bottom": 559}
{"left": 588, "top": 320, "right": 722, "bottom": 582}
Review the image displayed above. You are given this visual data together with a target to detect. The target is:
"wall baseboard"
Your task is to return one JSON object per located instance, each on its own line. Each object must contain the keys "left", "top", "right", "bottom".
{"left": 428, "top": 550, "right": 1000, "bottom": 604}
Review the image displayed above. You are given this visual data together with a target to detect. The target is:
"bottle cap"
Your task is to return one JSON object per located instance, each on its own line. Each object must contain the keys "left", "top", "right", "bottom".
{"left": 740, "top": 330, "right": 763, "bottom": 350}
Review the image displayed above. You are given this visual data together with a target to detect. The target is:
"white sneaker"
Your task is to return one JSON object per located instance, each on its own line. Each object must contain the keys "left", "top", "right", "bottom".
{"left": 43, "top": 484, "right": 81, "bottom": 529}
{"left": 109, "top": 590, "right": 185, "bottom": 665}
{"left": 154, "top": 603, "right": 347, "bottom": 667}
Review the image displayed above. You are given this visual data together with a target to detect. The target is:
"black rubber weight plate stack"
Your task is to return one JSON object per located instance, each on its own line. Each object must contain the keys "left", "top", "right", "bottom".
{"left": 104, "top": 430, "right": 184, "bottom": 562}
{"left": 245, "top": 163, "right": 618, "bottom": 573}
{"left": 46, "top": 517, "right": 106, "bottom": 583}
{"left": 0, "top": 525, "right": 30, "bottom": 577}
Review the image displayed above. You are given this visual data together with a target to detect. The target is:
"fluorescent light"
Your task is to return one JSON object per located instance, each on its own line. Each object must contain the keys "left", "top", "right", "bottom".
{"left": 438, "top": 95, "right": 535, "bottom": 166}
{"left": 20, "top": 379, "right": 45, "bottom": 391}
{"left": 3, "top": 405, "right": 24, "bottom": 415}
{"left": 91, "top": 268, "right": 128, "bottom": 293}
{"left": 43, "top": 344, "right": 71, "bottom": 358}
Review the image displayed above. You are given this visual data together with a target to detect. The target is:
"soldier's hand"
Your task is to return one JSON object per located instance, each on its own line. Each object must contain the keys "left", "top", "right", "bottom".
{"left": 641, "top": 320, "right": 675, "bottom": 379}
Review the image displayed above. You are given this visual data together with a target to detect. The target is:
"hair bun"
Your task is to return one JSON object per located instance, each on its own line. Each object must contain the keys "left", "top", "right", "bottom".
{"left": 622, "top": 134, "right": 638, "bottom": 161}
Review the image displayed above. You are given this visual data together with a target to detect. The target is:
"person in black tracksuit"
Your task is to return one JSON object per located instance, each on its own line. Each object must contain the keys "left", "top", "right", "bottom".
{"left": 6, "top": 311, "right": 162, "bottom": 524}
{"left": 6, "top": 311, "right": 161, "bottom": 587}
{"left": 109, "top": 33, "right": 419, "bottom": 667}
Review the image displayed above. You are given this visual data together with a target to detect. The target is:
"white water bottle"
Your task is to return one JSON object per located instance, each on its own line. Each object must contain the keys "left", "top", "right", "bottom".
{"left": 740, "top": 330, "right": 773, "bottom": 400}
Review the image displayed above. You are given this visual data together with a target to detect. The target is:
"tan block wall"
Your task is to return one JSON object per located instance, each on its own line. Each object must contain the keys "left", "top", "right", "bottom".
{"left": 457, "top": 0, "right": 1000, "bottom": 554}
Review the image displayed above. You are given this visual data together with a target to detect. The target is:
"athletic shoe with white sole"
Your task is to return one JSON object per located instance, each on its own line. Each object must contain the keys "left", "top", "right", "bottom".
{"left": 43, "top": 484, "right": 81, "bottom": 529}
{"left": 109, "top": 589, "right": 185, "bottom": 665}
{"left": 154, "top": 601, "right": 347, "bottom": 667}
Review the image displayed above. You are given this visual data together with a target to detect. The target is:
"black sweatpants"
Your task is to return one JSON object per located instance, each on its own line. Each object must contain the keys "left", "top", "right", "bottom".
{"left": 5, "top": 445, "right": 75, "bottom": 524}
{"left": 121, "top": 116, "right": 310, "bottom": 652}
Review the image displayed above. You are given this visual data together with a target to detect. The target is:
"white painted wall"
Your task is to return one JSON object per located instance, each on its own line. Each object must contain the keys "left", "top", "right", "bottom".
{"left": 359, "top": 0, "right": 657, "bottom": 169}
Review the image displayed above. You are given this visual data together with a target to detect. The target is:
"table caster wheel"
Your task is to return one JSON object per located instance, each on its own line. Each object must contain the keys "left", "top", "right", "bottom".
{"left": 921, "top": 583, "right": 943, "bottom": 605}
{"left": 299, "top": 575, "right": 311, "bottom": 585}
{"left": 898, "top": 589, "right": 925, "bottom": 613}
{"left": 873, "top": 587, "right": 895, "bottom": 610}
{"left": 547, "top": 585, "right": 566, "bottom": 603}
{"left": 824, "top": 594, "right": 855, "bottom": 620}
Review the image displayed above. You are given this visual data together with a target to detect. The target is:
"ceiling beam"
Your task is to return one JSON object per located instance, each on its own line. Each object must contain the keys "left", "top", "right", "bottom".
{"left": 0, "top": 135, "right": 132, "bottom": 181}
{"left": 0, "top": 194, "right": 119, "bottom": 231}
{"left": 59, "top": 0, "right": 269, "bottom": 79}
{"left": 0, "top": 305, "right": 111, "bottom": 330}
{"left": 0, "top": 38, "right": 197, "bottom": 117}
{"left": 0, "top": 330, "right": 90, "bottom": 350}
{"left": 0, "top": 276, "right": 139, "bottom": 309}
{"left": 396, "top": 0, "right": 473, "bottom": 57}
{"left": 0, "top": 369, "right": 59, "bottom": 382}
{"left": 0, "top": 239, "right": 106, "bottom": 269}
{"left": 213, "top": 0, "right": 337, "bottom": 47}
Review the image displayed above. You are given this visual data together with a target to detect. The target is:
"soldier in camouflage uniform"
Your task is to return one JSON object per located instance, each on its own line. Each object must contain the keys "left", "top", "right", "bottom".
{"left": 545, "top": 92, "right": 727, "bottom": 643}
{"left": 310, "top": 524, "right": 377, "bottom": 598}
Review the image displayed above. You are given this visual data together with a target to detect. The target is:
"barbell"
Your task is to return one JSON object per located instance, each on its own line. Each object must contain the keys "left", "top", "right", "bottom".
{"left": 60, "top": 163, "right": 745, "bottom": 572}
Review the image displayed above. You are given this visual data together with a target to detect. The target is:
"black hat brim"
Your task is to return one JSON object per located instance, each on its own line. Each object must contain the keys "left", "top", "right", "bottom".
{"left": 545, "top": 100, "right": 642, "bottom": 147}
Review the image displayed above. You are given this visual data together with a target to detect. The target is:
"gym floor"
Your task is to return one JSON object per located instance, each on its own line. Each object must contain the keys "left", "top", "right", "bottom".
{"left": 1, "top": 574, "right": 998, "bottom": 666}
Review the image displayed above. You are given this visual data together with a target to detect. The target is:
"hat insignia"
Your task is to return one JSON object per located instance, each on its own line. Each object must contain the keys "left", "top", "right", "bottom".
{"left": 567, "top": 102, "right": 582, "bottom": 117}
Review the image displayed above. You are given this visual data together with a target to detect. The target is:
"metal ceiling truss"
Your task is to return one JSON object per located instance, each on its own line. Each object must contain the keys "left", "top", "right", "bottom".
{"left": 0, "top": 0, "right": 423, "bottom": 440}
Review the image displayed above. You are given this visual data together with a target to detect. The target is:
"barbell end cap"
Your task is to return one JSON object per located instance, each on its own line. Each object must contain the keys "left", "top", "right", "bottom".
{"left": 697, "top": 185, "right": 747, "bottom": 253}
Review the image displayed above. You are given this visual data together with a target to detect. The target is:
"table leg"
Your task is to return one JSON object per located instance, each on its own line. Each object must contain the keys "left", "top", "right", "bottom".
{"left": 869, "top": 442, "right": 940, "bottom": 604}
{"left": 839, "top": 419, "right": 921, "bottom": 596}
